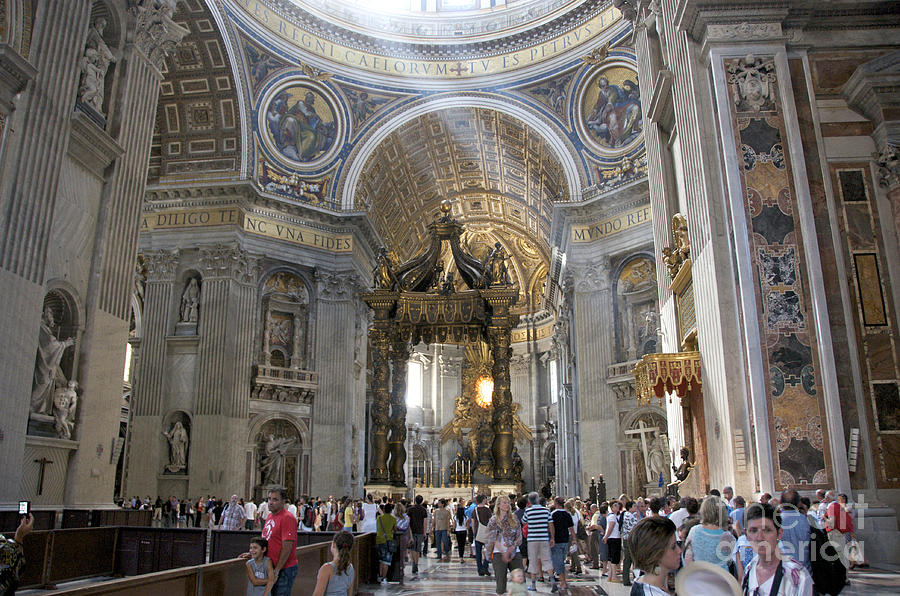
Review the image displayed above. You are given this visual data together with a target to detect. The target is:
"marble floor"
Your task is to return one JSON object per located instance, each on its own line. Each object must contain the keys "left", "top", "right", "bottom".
{"left": 360, "top": 551, "right": 900, "bottom": 596}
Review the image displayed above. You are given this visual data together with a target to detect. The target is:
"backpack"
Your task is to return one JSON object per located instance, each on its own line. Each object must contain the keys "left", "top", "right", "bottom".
{"left": 810, "top": 526, "right": 846, "bottom": 595}
{"left": 302, "top": 505, "right": 315, "bottom": 528}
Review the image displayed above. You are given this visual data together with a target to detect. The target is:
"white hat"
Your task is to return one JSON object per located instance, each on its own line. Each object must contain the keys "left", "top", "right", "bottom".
{"left": 675, "top": 561, "right": 741, "bottom": 596}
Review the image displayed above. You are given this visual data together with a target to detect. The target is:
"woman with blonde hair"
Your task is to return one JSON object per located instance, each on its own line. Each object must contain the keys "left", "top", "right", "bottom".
{"left": 485, "top": 495, "right": 523, "bottom": 595}
{"left": 683, "top": 495, "right": 735, "bottom": 572}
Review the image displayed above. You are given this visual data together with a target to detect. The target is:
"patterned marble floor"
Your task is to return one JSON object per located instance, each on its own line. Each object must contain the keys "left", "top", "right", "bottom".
{"left": 359, "top": 551, "right": 900, "bottom": 596}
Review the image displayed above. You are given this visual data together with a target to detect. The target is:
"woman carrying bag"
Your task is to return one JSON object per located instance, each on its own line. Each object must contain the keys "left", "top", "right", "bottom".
{"left": 485, "top": 495, "right": 524, "bottom": 595}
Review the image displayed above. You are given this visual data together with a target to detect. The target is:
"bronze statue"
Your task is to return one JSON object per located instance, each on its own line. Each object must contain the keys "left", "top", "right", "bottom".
{"left": 510, "top": 445, "right": 524, "bottom": 482}
{"left": 373, "top": 248, "right": 397, "bottom": 290}
{"left": 484, "top": 242, "right": 511, "bottom": 286}
{"left": 666, "top": 446, "right": 694, "bottom": 496}
{"left": 662, "top": 213, "right": 690, "bottom": 279}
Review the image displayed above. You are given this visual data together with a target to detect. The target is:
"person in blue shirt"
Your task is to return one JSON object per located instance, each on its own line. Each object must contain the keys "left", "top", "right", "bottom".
{"left": 778, "top": 489, "right": 811, "bottom": 571}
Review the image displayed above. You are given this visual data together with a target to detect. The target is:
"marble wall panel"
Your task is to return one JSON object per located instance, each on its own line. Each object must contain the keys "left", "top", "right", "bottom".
{"left": 724, "top": 56, "right": 830, "bottom": 489}
{"left": 829, "top": 161, "right": 900, "bottom": 488}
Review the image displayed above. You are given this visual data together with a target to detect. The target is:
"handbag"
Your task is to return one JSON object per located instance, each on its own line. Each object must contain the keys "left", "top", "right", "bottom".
{"left": 475, "top": 510, "right": 491, "bottom": 544}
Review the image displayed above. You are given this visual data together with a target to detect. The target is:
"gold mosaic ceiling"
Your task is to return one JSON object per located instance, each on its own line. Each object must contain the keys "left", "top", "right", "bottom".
{"left": 356, "top": 107, "right": 564, "bottom": 313}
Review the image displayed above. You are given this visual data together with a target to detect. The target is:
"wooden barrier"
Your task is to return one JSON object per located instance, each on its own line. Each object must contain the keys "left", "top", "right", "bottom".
{"left": 46, "top": 533, "right": 376, "bottom": 595}
{"left": 209, "top": 529, "right": 335, "bottom": 562}
{"left": 0, "top": 510, "right": 56, "bottom": 532}
{"left": 115, "top": 527, "right": 206, "bottom": 576}
{"left": 3, "top": 527, "right": 118, "bottom": 589}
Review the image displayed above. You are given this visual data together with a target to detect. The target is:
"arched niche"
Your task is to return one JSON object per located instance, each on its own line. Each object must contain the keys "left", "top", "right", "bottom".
{"left": 30, "top": 284, "right": 83, "bottom": 427}
{"left": 613, "top": 254, "right": 659, "bottom": 362}
{"left": 250, "top": 416, "right": 306, "bottom": 501}
{"left": 258, "top": 270, "right": 311, "bottom": 370}
{"left": 79, "top": 1, "right": 127, "bottom": 127}
{"left": 175, "top": 269, "right": 202, "bottom": 334}
{"left": 161, "top": 410, "right": 191, "bottom": 475}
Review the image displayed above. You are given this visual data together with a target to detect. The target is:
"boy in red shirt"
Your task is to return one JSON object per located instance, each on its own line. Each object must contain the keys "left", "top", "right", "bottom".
{"left": 260, "top": 488, "right": 298, "bottom": 595}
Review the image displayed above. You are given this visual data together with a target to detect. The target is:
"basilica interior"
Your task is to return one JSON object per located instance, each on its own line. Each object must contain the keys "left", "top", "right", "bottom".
{"left": 2, "top": 0, "right": 900, "bottom": 573}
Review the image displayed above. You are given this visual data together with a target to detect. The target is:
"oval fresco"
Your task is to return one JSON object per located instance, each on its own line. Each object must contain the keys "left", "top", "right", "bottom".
{"left": 260, "top": 80, "right": 342, "bottom": 168}
{"left": 577, "top": 64, "right": 643, "bottom": 156}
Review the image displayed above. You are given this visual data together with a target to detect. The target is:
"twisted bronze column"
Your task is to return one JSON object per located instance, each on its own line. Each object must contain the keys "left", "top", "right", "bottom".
{"left": 388, "top": 331, "right": 410, "bottom": 486}
{"left": 368, "top": 327, "right": 391, "bottom": 484}
{"left": 489, "top": 325, "right": 515, "bottom": 481}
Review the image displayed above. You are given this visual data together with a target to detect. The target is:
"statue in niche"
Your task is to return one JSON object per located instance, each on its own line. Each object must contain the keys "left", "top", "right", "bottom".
{"left": 350, "top": 425, "right": 360, "bottom": 482}
{"left": 162, "top": 421, "right": 189, "bottom": 473}
{"left": 179, "top": 278, "right": 200, "bottom": 323}
{"left": 78, "top": 18, "right": 116, "bottom": 115}
{"left": 31, "top": 306, "right": 75, "bottom": 415}
{"left": 259, "top": 433, "right": 297, "bottom": 486}
{"left": 648, "top": 432, "right": 669, "bottom": 483}
{"left": 52, "top": 381, "right": 78, "bottom": 440}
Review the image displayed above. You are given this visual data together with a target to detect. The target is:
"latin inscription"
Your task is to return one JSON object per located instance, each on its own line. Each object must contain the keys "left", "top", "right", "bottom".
{"left": 571, "top": 205, "right": 651, "bottom": 243}
{"left": 141, "top": 206, "right": 353, "bottom": 252}
{"left": 232, "top": 0, "right": 621, "bottom": 80}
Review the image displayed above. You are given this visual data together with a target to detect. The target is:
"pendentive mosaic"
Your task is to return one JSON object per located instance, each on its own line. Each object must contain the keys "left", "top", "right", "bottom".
{"left": 724, "top": 56, "right": 829, "bottom": 488}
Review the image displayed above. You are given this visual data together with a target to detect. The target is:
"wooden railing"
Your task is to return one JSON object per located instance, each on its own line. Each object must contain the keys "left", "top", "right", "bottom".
{"left": 6, "top": 527, "right": 374, "bottom": 593}
{"left": 1, "top": 508, "right": 152, "bottom": 532}
{"left": 46, "top": 533, "right": 375, "bottom": 595}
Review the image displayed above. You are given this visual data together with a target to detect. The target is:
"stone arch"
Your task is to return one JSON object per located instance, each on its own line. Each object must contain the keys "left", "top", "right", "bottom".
{"left": 339, "top": 93, "right": 588, "bottom": 210}
{"left": 248, "top": 414, "right": 309, "bottom": 500}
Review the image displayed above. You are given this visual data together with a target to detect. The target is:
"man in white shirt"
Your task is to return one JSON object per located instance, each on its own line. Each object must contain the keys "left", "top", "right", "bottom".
{"left": 257, "top": 499, "right": 269, "bottom": 527}
{"left": 244, "top": 499, "right": 257, "bottom": 530}
{"left": 287, "top": 499, "right": 298, "bottom": 519}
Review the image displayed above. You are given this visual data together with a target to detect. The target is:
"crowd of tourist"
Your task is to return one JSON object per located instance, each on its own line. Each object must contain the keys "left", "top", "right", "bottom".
{"left": 109, "top": 485, "right": 868, "bottom": 595}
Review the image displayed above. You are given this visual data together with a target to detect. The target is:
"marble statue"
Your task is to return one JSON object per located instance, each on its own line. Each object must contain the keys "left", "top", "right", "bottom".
{"left": 52, "top": 381, "right": 78, "bottom": 439}
{"left": 31, "top": 307, "right": 75, "bottom": 415}
{"left": 259, "top": 434, "right": 296, "bottom": 486}
{"left": 179, "top": 278, "right": 200, "bottom": 323}
{"left": 648, "top": 432, "right": 669, "bottom": 482}
{"left": 163, "top": 421, "right": 189, "bottom": 473}
{"left": 78, "top": 18, "right": 116, "bottom": 114}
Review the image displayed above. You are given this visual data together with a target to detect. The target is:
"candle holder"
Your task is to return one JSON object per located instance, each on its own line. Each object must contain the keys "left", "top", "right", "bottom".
{"left": 440, "top": 467, "right": 445, "bottom": 488}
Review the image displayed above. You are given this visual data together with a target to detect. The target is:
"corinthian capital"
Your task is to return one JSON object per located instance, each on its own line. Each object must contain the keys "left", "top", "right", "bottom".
{"left": 315, "top": 269, "right": 361, "bottom": 301}
{"left": 510, "top": 354, "right": 533, "bottom": 375}
{"left": 199, "top": 244, "right": 258, "bottom": 283}
{"left": 129, "top": 0, "right": 189, "bottom": 70}
{"left": 142, "top": 249, "right": 179, "bottom": 282}
{"left": 567, "top": 260, "right": 610, "bottom": 293}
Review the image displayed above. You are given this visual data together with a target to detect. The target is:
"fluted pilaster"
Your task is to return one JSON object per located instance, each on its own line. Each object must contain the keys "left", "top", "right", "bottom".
{"left": 0, "top": 1, "right": 89, "bottom": 282}
{"left": 568, "top": 260, "right": 617, "bottom": 494}
{"left": 132, "top": 250, "right": 178, "bottom": 416}
{"left": 312, "top": 269, "right": 360, "bottom": 494}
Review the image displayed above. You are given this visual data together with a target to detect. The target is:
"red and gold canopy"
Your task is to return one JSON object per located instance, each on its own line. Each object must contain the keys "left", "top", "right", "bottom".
{"left": 632, "top": 351, "right": 702, "bottom": 405}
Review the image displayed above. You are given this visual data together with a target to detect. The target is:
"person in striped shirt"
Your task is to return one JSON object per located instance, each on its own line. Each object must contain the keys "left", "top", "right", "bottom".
{"left": 522, "top": 492, "right": 555, "bottom": 592}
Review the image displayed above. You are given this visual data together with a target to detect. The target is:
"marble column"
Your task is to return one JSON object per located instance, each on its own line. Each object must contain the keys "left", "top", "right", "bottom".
{"left": 388, "top": 332, "right": 410, "bottom": 486}
{"left": 312, "top": 270, "right": 360, "bottom": 495}
{"left": 127, "top": 250, "right": 178, "bottom": 497}
{"left": 568, "top": 260, "right": 617, "bottom": 496}
{"left": 191, "top": 244, "right": 257, "bottom": 497}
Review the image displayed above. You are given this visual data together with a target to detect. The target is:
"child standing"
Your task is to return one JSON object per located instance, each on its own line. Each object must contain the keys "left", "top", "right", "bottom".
{"left": 246, "top": 537, "right": 275, "bottom": 596}
{"left": 312, "top": 531, "right": 356, "bottom": 596}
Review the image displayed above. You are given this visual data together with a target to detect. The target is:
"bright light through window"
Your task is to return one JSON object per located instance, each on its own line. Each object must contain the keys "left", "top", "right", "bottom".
{"left": 407, "top": 360, "right": 423, "bottom": 407}
{"left": 123, "top": 343, "right": 133, "bottom": 383}
{"left": 549, "top": 359, "right": 558, "bottom": 404}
